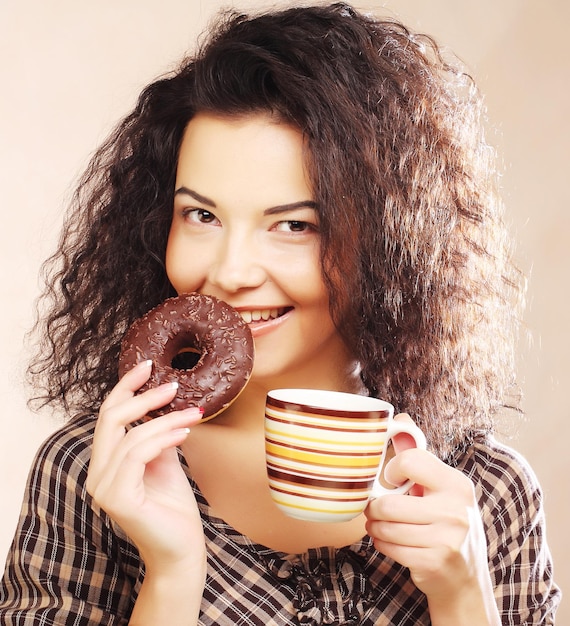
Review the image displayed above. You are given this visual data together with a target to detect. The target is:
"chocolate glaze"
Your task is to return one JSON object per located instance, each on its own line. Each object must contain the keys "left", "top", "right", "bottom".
{"left": 118, "top": 293, "right": 254, "bottom": 419}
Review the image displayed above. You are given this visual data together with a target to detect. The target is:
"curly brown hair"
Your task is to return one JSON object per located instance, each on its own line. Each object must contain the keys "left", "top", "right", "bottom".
{"left": 28, "top": 2, "right": 524, "bottom": 459}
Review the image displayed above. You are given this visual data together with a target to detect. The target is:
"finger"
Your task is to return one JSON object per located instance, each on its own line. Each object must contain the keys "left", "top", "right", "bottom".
{"left": 119, "top": 407, "right": 201, "bottom": 452}
{"left": 366, "top": 519, "right": 433, "bottom": 549}
{"left": 91, "top": 381, "right": 181, "bottom": 475}
{"left": 391, "top": 413, "right": 420, "bottom": 455}
{"left": 88, "top": 407, "right": 200, "bottom": 501}
{"left": 101, "top": 359, "right": 154, "bottom": 412}
{"left": 93, "top": 404, "right": 201, "bottom": 469}
{"left": 387, "top": 415, "right": 425, "bottom": 496}
{"left": 89, "top": 407, "right": 201, "bottom": 489}
{"left": 90, "top": 426, "right": 193, "bottom": 517}
{"left": 99, "top": 381, "right": 181, "bottom": 430}
{"left": 144, "top": 445, "right": 188, "bottom": 489}
{"left": 370, "top": 539, "right": 434, "bottom": 573}
{"left": 366, "top": 492, "right": 433, "bottom": 524}
{"left": 383, "top": 448, "right": 464, "bottom": 493}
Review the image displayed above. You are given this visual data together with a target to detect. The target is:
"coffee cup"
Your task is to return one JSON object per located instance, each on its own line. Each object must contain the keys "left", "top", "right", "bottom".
{"left": 265, "top": 388, "right": 426, "bottom": 523}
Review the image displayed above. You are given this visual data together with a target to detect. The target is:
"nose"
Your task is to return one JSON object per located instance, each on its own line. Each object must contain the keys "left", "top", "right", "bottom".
{"left": 207, "top": 228, "right": 267, "bottom": 294}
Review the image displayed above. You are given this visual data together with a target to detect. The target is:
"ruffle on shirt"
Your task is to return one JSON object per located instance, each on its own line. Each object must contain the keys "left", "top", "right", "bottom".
{"left": 186, "top": 465, "right": 392, "bottom": 625}
{"left": 260, "top": 542, "right": 376, "bottom": 625}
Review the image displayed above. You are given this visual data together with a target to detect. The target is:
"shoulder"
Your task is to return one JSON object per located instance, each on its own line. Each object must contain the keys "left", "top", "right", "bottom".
{"left": 22, "top": 413, "right": 142, "bottom": 574}
{"left": 24, "top": 414, "right": 98, "bottom": 515}
{"left": 453, "top": 435, "right": 539, "bottom": 487}
{"left": 32, "top": 414, "right": 96, "bottom": 477}
{"left": 2, "top": 416, "right": 142, "bottom": 622}
{"left": 451, "top": 436, "right": 544, "bottom": 537}
{"left": 450, "top": 439, "right": 561, "bottom": 622}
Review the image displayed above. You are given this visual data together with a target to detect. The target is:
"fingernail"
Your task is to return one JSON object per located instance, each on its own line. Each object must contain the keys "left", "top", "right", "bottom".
{"left": 137, "top": 359, "right": 153, "bottom": 369}
{"left": 173, "top": 427, "right": 191, "bottom": 436}
{"left": 156, "top": 381, "right": 179, "bottom": 393}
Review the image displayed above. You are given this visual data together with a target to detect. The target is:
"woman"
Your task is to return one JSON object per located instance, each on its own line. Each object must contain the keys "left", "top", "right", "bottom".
{"left": 0, "top": 3, "right": 560, "bottom": 624}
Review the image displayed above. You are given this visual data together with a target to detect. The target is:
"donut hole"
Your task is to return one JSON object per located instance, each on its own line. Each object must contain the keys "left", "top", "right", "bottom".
{"left": 171, "top": 348, "right": 202, "bottom": 371}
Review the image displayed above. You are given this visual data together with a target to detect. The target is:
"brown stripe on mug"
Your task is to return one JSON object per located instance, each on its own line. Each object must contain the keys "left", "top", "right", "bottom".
{"left": 266, "top": 396, "right": 391, "bottom": 420}
{"left": 267, "top": 467, "right": 376, "bottom": 491}
{"left": 269, "top": 484, "right": 372, "bottom": 503}
{"left": 265, "top": 414, "right": 389, "bottom": 433}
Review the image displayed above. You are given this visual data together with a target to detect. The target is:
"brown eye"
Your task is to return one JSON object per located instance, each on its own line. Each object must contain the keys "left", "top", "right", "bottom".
{"left": 182, "top": 208, "right": 220, "bottom": 225}
{"left": 274, "top": 220, "right": 317, "bottom": 233}
{"left": 288, "top": 221, "right": 308, "bottom": 232}
{"left": 196, "top": 210, "right": 216, "bottom": 223}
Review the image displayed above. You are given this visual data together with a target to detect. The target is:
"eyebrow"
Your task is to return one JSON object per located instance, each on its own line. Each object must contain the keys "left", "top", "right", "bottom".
{"left": 174, "top": 186, "right": 317, "bottom": 215}
{"left": 174, "top": 186, "right": 216, "bottom": 207}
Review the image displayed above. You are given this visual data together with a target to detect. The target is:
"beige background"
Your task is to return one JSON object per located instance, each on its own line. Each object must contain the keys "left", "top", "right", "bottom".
{"left": 1, "top": 0, "right": 568, "bottom": 621}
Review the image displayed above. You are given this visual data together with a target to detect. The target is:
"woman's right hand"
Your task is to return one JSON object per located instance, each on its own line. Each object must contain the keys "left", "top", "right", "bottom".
{"left": 86, "top": 359, "right": 206, "bottom": 582}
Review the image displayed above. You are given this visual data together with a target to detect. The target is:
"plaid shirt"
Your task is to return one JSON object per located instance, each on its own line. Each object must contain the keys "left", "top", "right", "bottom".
{"left": 0, "top": 415, "right": 560, "bottom": 625}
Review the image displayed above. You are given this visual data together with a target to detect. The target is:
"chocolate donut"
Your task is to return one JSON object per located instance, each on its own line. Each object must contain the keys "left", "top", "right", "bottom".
{"left": 118, "top": 293, "right": 254, "bottom": 420}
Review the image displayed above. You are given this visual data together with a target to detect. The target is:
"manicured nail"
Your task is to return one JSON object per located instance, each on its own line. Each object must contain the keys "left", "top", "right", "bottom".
{"left": 157, "top": 381, "right": 178, "bottom": 393}
{"left": 181, "top": 406, "right": 203, "bottom": 419}
{"left": 172, "top": 427, "right": 191, "bottom": 437}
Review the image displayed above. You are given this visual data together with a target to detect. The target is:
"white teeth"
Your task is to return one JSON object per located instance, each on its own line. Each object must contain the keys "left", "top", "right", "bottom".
{"left": 240, "top": 308, "right": 284, "bottom": 324}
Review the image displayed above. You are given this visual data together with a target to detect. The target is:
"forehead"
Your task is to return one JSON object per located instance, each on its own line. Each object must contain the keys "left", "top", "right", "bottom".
{"left": 178, "top": 111, "right": 304, "bottom": 163}
{"left": 176, "top": 112, "right": 313, "bottom": 205}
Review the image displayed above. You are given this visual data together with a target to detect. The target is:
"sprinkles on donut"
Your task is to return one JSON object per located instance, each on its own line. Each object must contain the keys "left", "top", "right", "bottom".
{"left": 118, "top": 293, "right": 254, "bottom": 420}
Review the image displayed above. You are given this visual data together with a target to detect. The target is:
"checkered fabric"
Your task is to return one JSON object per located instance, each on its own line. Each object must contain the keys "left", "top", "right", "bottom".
{"left": 0, "top": 415, "right": 560, "bottom": 624}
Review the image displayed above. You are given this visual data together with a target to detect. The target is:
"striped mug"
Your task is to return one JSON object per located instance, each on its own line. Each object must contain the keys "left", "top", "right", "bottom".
{"left": 265, "top": 389, "right": 427, "bottom": 523}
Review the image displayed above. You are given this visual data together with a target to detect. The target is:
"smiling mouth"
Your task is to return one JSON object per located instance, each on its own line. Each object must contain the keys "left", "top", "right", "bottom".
{"left": 239, "top": 307, "right": 292, "bottom": 324}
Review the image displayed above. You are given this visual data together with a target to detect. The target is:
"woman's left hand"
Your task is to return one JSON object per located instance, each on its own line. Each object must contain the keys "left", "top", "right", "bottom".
{"left": 364, "top": 415, "right": 500, "bottom": 625}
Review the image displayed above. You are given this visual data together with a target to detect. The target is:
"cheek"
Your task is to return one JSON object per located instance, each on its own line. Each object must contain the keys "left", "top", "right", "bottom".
{"left": 276, "top": 246, "right": 325, "bottom": 291}
{"left": 295, "top": 258, "right": 329, "bottom": 304}
{"left": 165, "top": 236, "right": 205, "bottom": 294}
{"left": 283, "top": 261, "right": 331, "bottom": 317}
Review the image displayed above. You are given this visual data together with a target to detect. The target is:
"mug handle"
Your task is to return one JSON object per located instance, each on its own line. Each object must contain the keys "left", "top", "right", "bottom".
{"left": 370, "top": 421, "right": 427, "bottom": 498}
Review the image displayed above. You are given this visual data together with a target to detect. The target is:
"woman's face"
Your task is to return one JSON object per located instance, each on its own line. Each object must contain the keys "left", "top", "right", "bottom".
{"left": 166, "top": 112, "right": 354, "bottom": 389}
